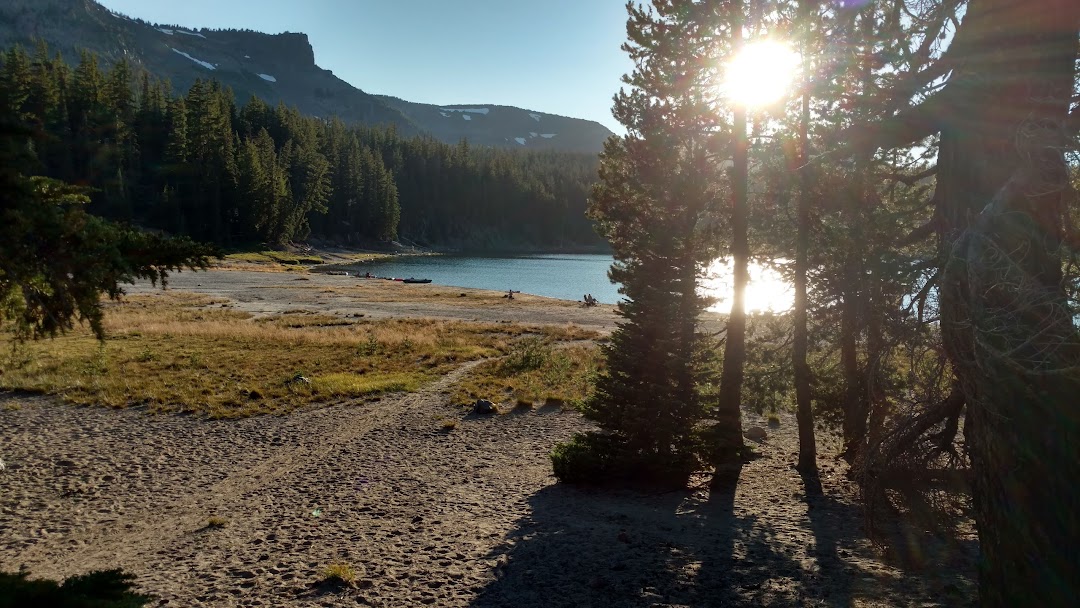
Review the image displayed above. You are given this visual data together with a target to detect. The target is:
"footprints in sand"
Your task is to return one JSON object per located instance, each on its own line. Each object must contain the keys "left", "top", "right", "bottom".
{"left": 0, "top": 365, "right": 586, "bottom": 607}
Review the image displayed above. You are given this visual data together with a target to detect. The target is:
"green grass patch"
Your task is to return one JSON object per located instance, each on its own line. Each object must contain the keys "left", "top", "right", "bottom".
{"left": 309, "top": 372, "right": 426, "bottom": 397}
{"left": 452, "top": 338, "right": 602, "bottom": 408}
{"left": 223, "top": 250, "right": 324, "bottom": 265}
{"left": 1, "top": 292, "right": 581, "bottom": 418}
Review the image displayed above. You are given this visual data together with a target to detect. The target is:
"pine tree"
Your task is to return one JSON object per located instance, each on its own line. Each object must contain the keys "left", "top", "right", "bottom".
{"left": 552, "top": 0, "right": 735, "bottom": 486}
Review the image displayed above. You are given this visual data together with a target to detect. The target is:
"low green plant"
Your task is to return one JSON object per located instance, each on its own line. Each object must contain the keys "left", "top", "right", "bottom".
{"left": 358, "top": 333, "right": 380, "bottom": 356}
{"left": 320, "top": 563, "right": 356, "bottom": 587}
{"left": 503, "top": 336, "right": 551, "bottom": 373}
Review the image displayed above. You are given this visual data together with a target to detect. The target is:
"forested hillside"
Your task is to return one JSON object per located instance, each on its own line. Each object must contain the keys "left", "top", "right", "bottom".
{"left": 0, "top": 44, "right": 603, "bottom": 250}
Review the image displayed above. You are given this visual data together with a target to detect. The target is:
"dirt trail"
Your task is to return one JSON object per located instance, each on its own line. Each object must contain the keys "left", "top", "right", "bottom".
{"left": 0, "top": 389, "right": 975, "bottom": 607}
{"left": 0, "top": 359, "right": 590, "bottom": 607}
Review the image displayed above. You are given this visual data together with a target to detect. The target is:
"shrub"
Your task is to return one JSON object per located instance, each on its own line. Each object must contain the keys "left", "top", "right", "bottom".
{"left": 551, "top": 432, "right": 620, "bottom": 484}
{"left": 502, "top": 336, "right": 551, "bottom": 373}
{"left": 206, "top": 516, "right": 227, "bottom": 528}
{"left": 320, "top": 563, "right": 356, "bottom": 587}
{"left": 0, "top": 568, "right": 152, "bottom": 607}
{"left": 551, "top": 432, "right": 698, "bottom": 489}
{"left": 441, "top": 419, "right": 458, "bottom": 431}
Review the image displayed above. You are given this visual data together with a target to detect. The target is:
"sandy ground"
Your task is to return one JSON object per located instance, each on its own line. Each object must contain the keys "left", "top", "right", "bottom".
{"left": 0, "top": 269, "right": 977, "bottom": 606}
{"left": 122, "top": 269, "right": 626, "bottom": 333}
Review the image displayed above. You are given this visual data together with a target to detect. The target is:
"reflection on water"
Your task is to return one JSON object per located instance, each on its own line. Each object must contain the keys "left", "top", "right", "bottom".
{"left": 350, "top": 254, "right": 794, "bottom": 312}
{"left": 701, "top": 259, "right": 794, "bottom": 313}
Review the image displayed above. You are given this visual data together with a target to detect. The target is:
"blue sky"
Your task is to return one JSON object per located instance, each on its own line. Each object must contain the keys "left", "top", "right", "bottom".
{"left": 97, "top": 0, "right": 632, "bottom": 133}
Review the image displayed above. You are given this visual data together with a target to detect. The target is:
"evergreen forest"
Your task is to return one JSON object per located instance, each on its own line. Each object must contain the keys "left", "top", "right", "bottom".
{"left": 0, "top": 43, "right": 602, "bottom": 251}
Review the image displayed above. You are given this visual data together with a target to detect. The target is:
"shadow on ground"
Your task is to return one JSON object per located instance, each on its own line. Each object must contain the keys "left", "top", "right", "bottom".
{"left": 470, "top": 461, "right": 975, "bottom": 608}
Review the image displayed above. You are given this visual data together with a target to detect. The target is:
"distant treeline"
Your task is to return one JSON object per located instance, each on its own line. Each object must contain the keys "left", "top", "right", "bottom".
{"left": 0, "top": 43, "right": 602, "bottom": 249}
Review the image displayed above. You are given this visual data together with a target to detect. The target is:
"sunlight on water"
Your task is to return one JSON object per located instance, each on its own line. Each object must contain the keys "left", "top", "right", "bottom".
{"left": 701, "top": 259, "right": 794, "bottom": 313}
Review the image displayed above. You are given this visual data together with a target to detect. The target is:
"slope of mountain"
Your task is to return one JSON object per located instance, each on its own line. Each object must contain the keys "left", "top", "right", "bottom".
{"left": 0, "top": 0, "right": 613, "bottom": 153}
{"left": 378, "top": 97, "right": 615, "bottom": 153}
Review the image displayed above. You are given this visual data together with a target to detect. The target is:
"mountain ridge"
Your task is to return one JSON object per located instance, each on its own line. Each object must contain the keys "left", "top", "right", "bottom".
{"left": 0, "top": 0, "right": 613, "bottom": 153}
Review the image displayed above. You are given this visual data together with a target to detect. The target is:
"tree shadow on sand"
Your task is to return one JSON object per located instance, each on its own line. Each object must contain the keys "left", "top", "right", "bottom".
{"left": 471, "top": 461, "right": 973, "bottom": 608}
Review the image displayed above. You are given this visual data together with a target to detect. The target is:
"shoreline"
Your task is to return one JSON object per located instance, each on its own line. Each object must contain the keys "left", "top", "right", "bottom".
{"left": 127, "top": 268, "right": 624, "bottom": 333}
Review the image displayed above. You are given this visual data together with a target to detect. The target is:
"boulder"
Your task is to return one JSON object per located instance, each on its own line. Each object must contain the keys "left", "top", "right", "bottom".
{"left": 745, "top": 426, "right": 768, "bottom": 442}
{"left": 473, "top": 399, "right": 497, "bottom": 415}
{"left": 285, "top": 374, "right": 311, "bottom": 387}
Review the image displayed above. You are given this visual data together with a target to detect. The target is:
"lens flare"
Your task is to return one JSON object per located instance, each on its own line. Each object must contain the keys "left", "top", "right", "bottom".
{"left": 723, "top": 40, "right": 800, "bottom": 108}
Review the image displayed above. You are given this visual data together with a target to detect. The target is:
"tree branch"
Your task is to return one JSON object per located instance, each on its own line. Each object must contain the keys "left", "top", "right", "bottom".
{"left": 881, "top": 166, "right": 937, "bottom": 186}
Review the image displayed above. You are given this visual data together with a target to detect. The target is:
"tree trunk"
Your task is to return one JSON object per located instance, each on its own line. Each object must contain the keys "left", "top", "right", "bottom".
{"left": 715, "top": 0, "right": 747, "bottom": 463}
{"left": 932, "top": 0, "right": 1080, "bottom": 604}
{"left": 794, "top": 82, "right": 816, "bottom": 474}
{"left": 839, "top": 165, "right": 867, "bottom": 462}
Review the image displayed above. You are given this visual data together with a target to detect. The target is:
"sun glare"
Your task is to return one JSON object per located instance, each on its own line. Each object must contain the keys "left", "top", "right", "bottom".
{"left": 723, "top": 40, "right": 800, "bottom": 108}
{"left": 701, "top": 259, "right": 794, "bottom": 314}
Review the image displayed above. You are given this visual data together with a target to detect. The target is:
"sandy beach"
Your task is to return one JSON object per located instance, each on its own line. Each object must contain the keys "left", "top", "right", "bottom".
{"left": 0, "top": 269, "right": 976, "bottom": 606}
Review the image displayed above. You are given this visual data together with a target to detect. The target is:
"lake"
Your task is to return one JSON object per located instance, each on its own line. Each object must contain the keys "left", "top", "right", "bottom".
{"left": 347, "top": 254, "right": 793, "bottom": 312}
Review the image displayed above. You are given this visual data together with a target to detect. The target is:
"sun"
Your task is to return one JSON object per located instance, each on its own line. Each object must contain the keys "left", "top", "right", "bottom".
{"left": 701, "top": 260, "right": 794, "bottom": 314}
{"left": 723, "top": 40, "right": 800, "bottom": 108}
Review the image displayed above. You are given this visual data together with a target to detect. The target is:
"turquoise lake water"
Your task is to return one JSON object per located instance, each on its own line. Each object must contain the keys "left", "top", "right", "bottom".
{"left": 345, "top": 254, "right": 795, "bottom": 312}
{"left": 348, "top": 254, "right": 623, "bottom": 304}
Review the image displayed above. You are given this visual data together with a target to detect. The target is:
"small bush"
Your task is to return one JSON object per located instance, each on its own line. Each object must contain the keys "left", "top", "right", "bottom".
{"left": 441, "top": 419, "right": 458, "bottom": 431}
{"left": 766, "top": 413, "right": 781, "bottom": 427}
{"left": 502, "top": 336, "right": 551, "bottom": 373}
{"left": 0, "top": 568, "right": 152, "bottom": 607}
{"left": 206, "top": 516, "right": 227, "bottom": 528}
{"left": 357, "top": 334, "right": 380, "bottom": 356}
{"left": 515, "top": 399, "right": 534, "bottom": 410}
{"left": 551, "top": 433, "right": 699, "bottom": 488}
{"left": 551, "top": 432, "right": 620, "bottom": 484}
{"left": 320, "top": 563, "right": 356, "bottom": 587}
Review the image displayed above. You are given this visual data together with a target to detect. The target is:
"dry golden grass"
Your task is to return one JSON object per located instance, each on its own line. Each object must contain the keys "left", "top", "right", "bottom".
{"left": 216, "top": 250, "right": 391, "bottom": 273}
{"left": 451, "top": 337, "right": 602, "bottom": 409}
{"left": 320, "top": 563, "right": 358, "bottom": 587}
{"left": 224, "top": 251, "right": 325, "bottom": 265}
{"left": 0, "top": 292, "right": 590, "bottom": 418}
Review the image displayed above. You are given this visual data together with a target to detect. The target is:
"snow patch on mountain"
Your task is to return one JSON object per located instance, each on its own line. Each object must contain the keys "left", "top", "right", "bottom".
{"left": 439, "top": 111, "right": 450, "bottom": 117}
{"left": 170, "top": 48, "right": 216, "bottom": 71}
{"left": 440, "top": 108, "right": 490, "bottom": 115}
{"left": 540, "top": 134, "right": 556, "bottom": 139}
{"left": 514, "top": 137, "right": 527, "bottom": 145}
{"left": 462, "top": 114, "right": 472, "bottom": 121}
{"left": 529, "top": 132, "right": 538, "bottom": 137}
{"left": 258, "top": 73, "right": 277, "bottom": 82}
{"left": 157, "top": 28, "right": 174, "bottom": 35}
{"left": 529, "top": 113, "right": 541, "bottom": 122}
{"left": 177, "top": 30, "right": 207, "bottom": 39}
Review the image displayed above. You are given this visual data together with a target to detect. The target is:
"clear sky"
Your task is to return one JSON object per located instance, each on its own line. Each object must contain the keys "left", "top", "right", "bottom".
{"left": 96, "top": 0, "right": 632, "bottom": 133}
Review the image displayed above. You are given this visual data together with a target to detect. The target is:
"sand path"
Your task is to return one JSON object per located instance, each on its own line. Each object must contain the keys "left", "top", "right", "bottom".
{"left": 0, "top": 391, "right": 973, "bottom": 607}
